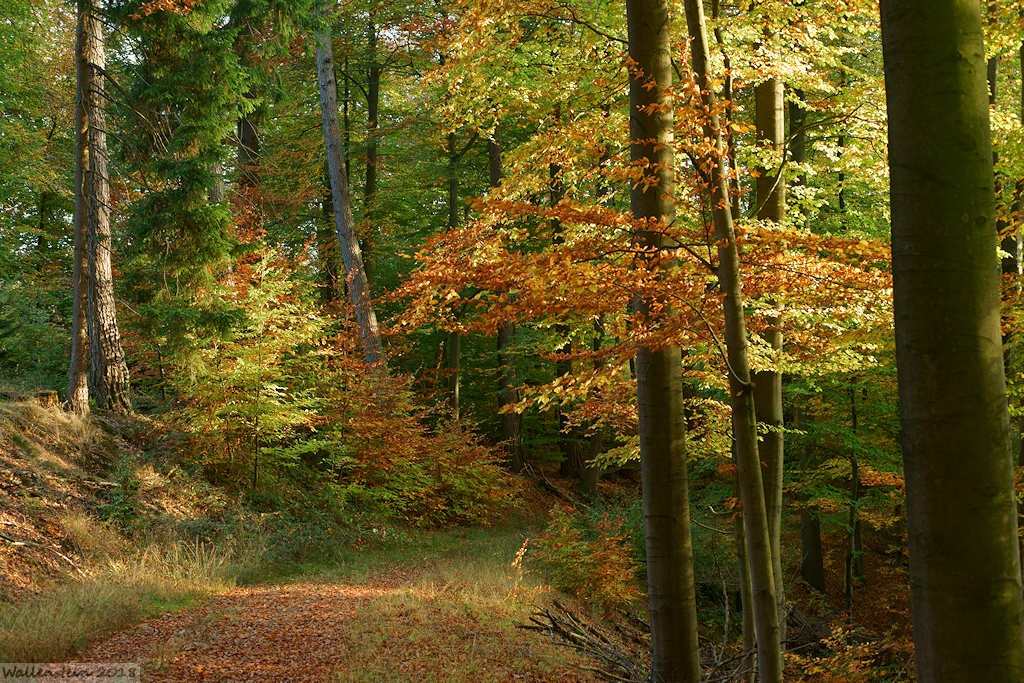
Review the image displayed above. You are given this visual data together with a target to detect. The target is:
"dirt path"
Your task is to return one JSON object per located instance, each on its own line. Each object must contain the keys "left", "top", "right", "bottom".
{"left": 75, "top": 563, "right": 595, "bottom": 682}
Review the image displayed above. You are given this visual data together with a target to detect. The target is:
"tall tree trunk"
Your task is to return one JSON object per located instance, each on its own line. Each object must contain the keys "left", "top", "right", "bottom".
{"left": 789, "top": 90, "right": 810, "bottom": 231}
{"left": 316, "top": 24, "right": 384, "bottom": 367}
{"left": 491, "top": 136, "right": 524, "bottom": 471}
{"left": 237, "top": 112, "right": 260, "bottom": 191}
{"left": 361, "top": 17, "right": 380, "bottom": 282}
{"left": 446, "top": 131, "right": 463, "bottom": 419}
{"left": 753, "top": 75, "right": 786, "bottom": 639}
{"left": 733, "top": 474, "right": 755, "bottom": 683}
{"left": 68, "top": 0, "right": 92, "bottom": 417}
{"left": 318, "top": 163, "right": 344, "bottom": 302}
{"left": 681, "top": 1, "right": 782, "bottom": 679}
{"left": 880, "top": 0, "right": 1024, "bottom": 678}
{"left": 800, "top": 509, "right": 826, "bottom": 593}
{"left": 548, "top": 127, "right": 585, "bottom": 479}
{"left": 80, "top": 0, "right": 130, "bottom": 414}
{"left": 626, "top": 1, "right": 701, "bottom": 679}
{"left": 845, "top": 384, "right": 864, "bottom": 610}
{"left": 209, "top": 161, "right": 225, "bottom": 203}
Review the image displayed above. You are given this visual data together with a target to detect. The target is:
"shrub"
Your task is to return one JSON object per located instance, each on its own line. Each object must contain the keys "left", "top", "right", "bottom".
{"left": 529, "top": 504, "right": 644, "bottom": 614}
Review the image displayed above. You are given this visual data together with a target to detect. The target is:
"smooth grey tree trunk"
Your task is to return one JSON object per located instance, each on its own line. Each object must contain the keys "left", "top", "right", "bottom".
{"left": 316, "top": 24, "right": 384, "bottom": 367}
{"left": 680, "top": 1, "right": 782, "bottom": 679}
{"left": 626, "top": 0, "right": 701, "bottom": 679}
{"left": 753, "top": 75, "right": 786, "bottom": 638}
{"left": 880, "top": 0, "right": 1024, "bottom": 678}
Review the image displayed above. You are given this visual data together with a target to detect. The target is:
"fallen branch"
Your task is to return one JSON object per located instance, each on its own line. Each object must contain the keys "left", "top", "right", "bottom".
{"left": 522, "top": 463, "right": 588, "bottom": 509}
{"left": 520, "top": 600, "right": 648, "bottom": 682}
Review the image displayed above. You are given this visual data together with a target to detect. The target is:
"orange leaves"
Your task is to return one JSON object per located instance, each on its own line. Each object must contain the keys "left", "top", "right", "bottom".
{"left": 131, "top": 0, "right": 199, "bottom": 19}
{"left": 859, "top": 466, "right": 904, "bottom": 491}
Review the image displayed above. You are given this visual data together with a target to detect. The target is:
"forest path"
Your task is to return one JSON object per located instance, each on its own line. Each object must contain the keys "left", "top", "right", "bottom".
{"left": 74, "top": 531, "right": 594, "bottom": 682}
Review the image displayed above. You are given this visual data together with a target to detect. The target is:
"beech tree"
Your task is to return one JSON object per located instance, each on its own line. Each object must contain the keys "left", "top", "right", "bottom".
{"left": 680, "top": 0, "right": 782, "bottom": 678}
{"left": 626, "top": 0, "right": 701, "bottom": 679}
{"left": 754, "top": 73, "right": 786, "bottom": 636}
{"left": 880, "top": 0, "right": 1024, "bottom": 678}
{"left": 68, "top": 0, "right": 92, "bottom": 416}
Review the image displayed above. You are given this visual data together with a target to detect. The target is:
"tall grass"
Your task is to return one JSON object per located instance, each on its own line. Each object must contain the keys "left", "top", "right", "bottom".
{"left": 322, "top": 526, "right": 590, "bottom": 681}
{"left": 0, "top": 535, "right": 258, "bottom": 662}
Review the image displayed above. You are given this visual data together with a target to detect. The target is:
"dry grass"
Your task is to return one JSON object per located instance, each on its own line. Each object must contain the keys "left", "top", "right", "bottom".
{"left": 328, "top": 527, "right": 596, "bottom": 681}
{"left": 0, "top": 399, "right": 261, "bottom": 662}
{"left": 0, "top": 538, "right": 247, "bottom": 662}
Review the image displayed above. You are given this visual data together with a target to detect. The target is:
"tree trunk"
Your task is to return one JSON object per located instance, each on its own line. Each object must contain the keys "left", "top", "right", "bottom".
{"left": 209, "top": 161, "right": 225, "bottom": 203}
{"left": 680, "top": 1, "right": 782, "bottom": 679}
{"left": 788, "top": 91, "right": 810, "bottom": 231}
{"left": 800, "top": 509, "right": 826, "bottom": 593}
{"left": 626, "top": 0, "right": 701, "bottom": 679}
{"left": 362, "top": 17, "right": 380, "bottom": 281}
{"left": 445, "top": 131, "right": 462, "bottom": 418}
{"left": 753, "top": 75, "right": 786, "bottom": 637}
{"left": 880, "top": 0, "right": 1024, "bottom": 678}
{"left": 237, "top": 112, "right": 260, "bottom": 191}
{"left": 79, "top": 0, "right": 130, "bottom": 414}
{"left": 318, "top": 163, "right": 344, "bottom": 302}
{"left": 490, "top": 136, "right": 524, "bottom": 471}
{"left": 315, "top": 24, "right": 384, "bottom": 367}
{"left": 68, "top": 0, "right": 92, "bottom": 417}
{"left": 845, "top": 383, "right": 864, "bottom": 611}
{"left": 734, "top": 476, "right": 755, "bottom": 683}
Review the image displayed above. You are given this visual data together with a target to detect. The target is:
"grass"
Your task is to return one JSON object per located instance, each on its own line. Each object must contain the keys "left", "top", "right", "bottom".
{"left": 0, "top": 397, "right": 587, "bottom": 675}
{"left": 0, "top": 537, "right": 248, "bottom": 662}
{"left": 0, "top": 522, "right": 591, "bottom": 679}
{"left": 320, "top": 525, "right": 591, "bottom": 681}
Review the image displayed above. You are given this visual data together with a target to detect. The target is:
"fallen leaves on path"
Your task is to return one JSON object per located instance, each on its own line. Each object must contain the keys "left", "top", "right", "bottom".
{"left": 75, "top": 564, "right": 597, "bottom": 682}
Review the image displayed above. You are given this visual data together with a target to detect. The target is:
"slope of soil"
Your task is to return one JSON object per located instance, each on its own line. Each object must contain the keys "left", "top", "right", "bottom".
{"left": 0, "top": 400, "right": 117, "bottom": 602}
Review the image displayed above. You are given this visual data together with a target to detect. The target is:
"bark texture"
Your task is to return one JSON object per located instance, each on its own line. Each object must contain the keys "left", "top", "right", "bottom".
{"left": 880, "top": 0, "right": 1024, "bottom": 678}
{"left": 79, "top": 0, "right": 130, "bottom": 414}
{"left": 753, "top": 76, "right": 786, "bottom": 634}
{"left": 316, "top": 26, "right": 384, "bottom": 367}
{"left": 68, "top": 0, "right": 92, "bottom": 417}
{"left": 626, "top": 0, "right": 701, "bottom": 679}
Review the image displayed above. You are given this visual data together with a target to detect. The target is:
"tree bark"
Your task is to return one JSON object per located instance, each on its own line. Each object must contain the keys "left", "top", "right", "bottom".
{"left": 626, "top": 0, "right": 701, "bottom": 679}
{"left": 316, "top": 24, "right": 384, "bottom": 367}
{"left": 237, "top": 112, "right": 260, "bottom": 191}
{"left": 446, "top": 131, "right": 462, "bottom": 419}
{"left": 680, "top": 1, "right": 782, "bottom": 679}
{"left": 318, "top": 163, "right": 344, "bottom": 302}
{"left": 880, "top": 0, "right": 1024, "bottom": 678}
{"left": 361, "top": 16, "right": 380, "bottom": 282}
{"left": 800, "top": 509, "right": 826, "bottom": 593}
{"left": 753, "top": 75, "right": 786, "bottom": 637}
{"left": 68, "top": 0, "right": 92, "bottom": 417}
{"left": 79, "top": 0, "right": 130, "bottom": 414}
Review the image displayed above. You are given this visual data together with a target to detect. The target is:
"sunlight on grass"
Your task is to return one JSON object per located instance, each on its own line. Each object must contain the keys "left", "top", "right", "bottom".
{"left": 328, "top": 525, "right": 593, "bottom": 682}
{"left": 0, "top": 538, "right": 250, "bottom": 662}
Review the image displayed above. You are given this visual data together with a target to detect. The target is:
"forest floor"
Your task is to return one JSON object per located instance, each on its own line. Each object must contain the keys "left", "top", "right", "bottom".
{"left": 73, "top": 527, "right": 598, "bottom": 682}
{"left": 0, "top": 396, "right": 916, "bottom": 681}
{"left": 0, "top": 397, "right": 597, "bottom": 681}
